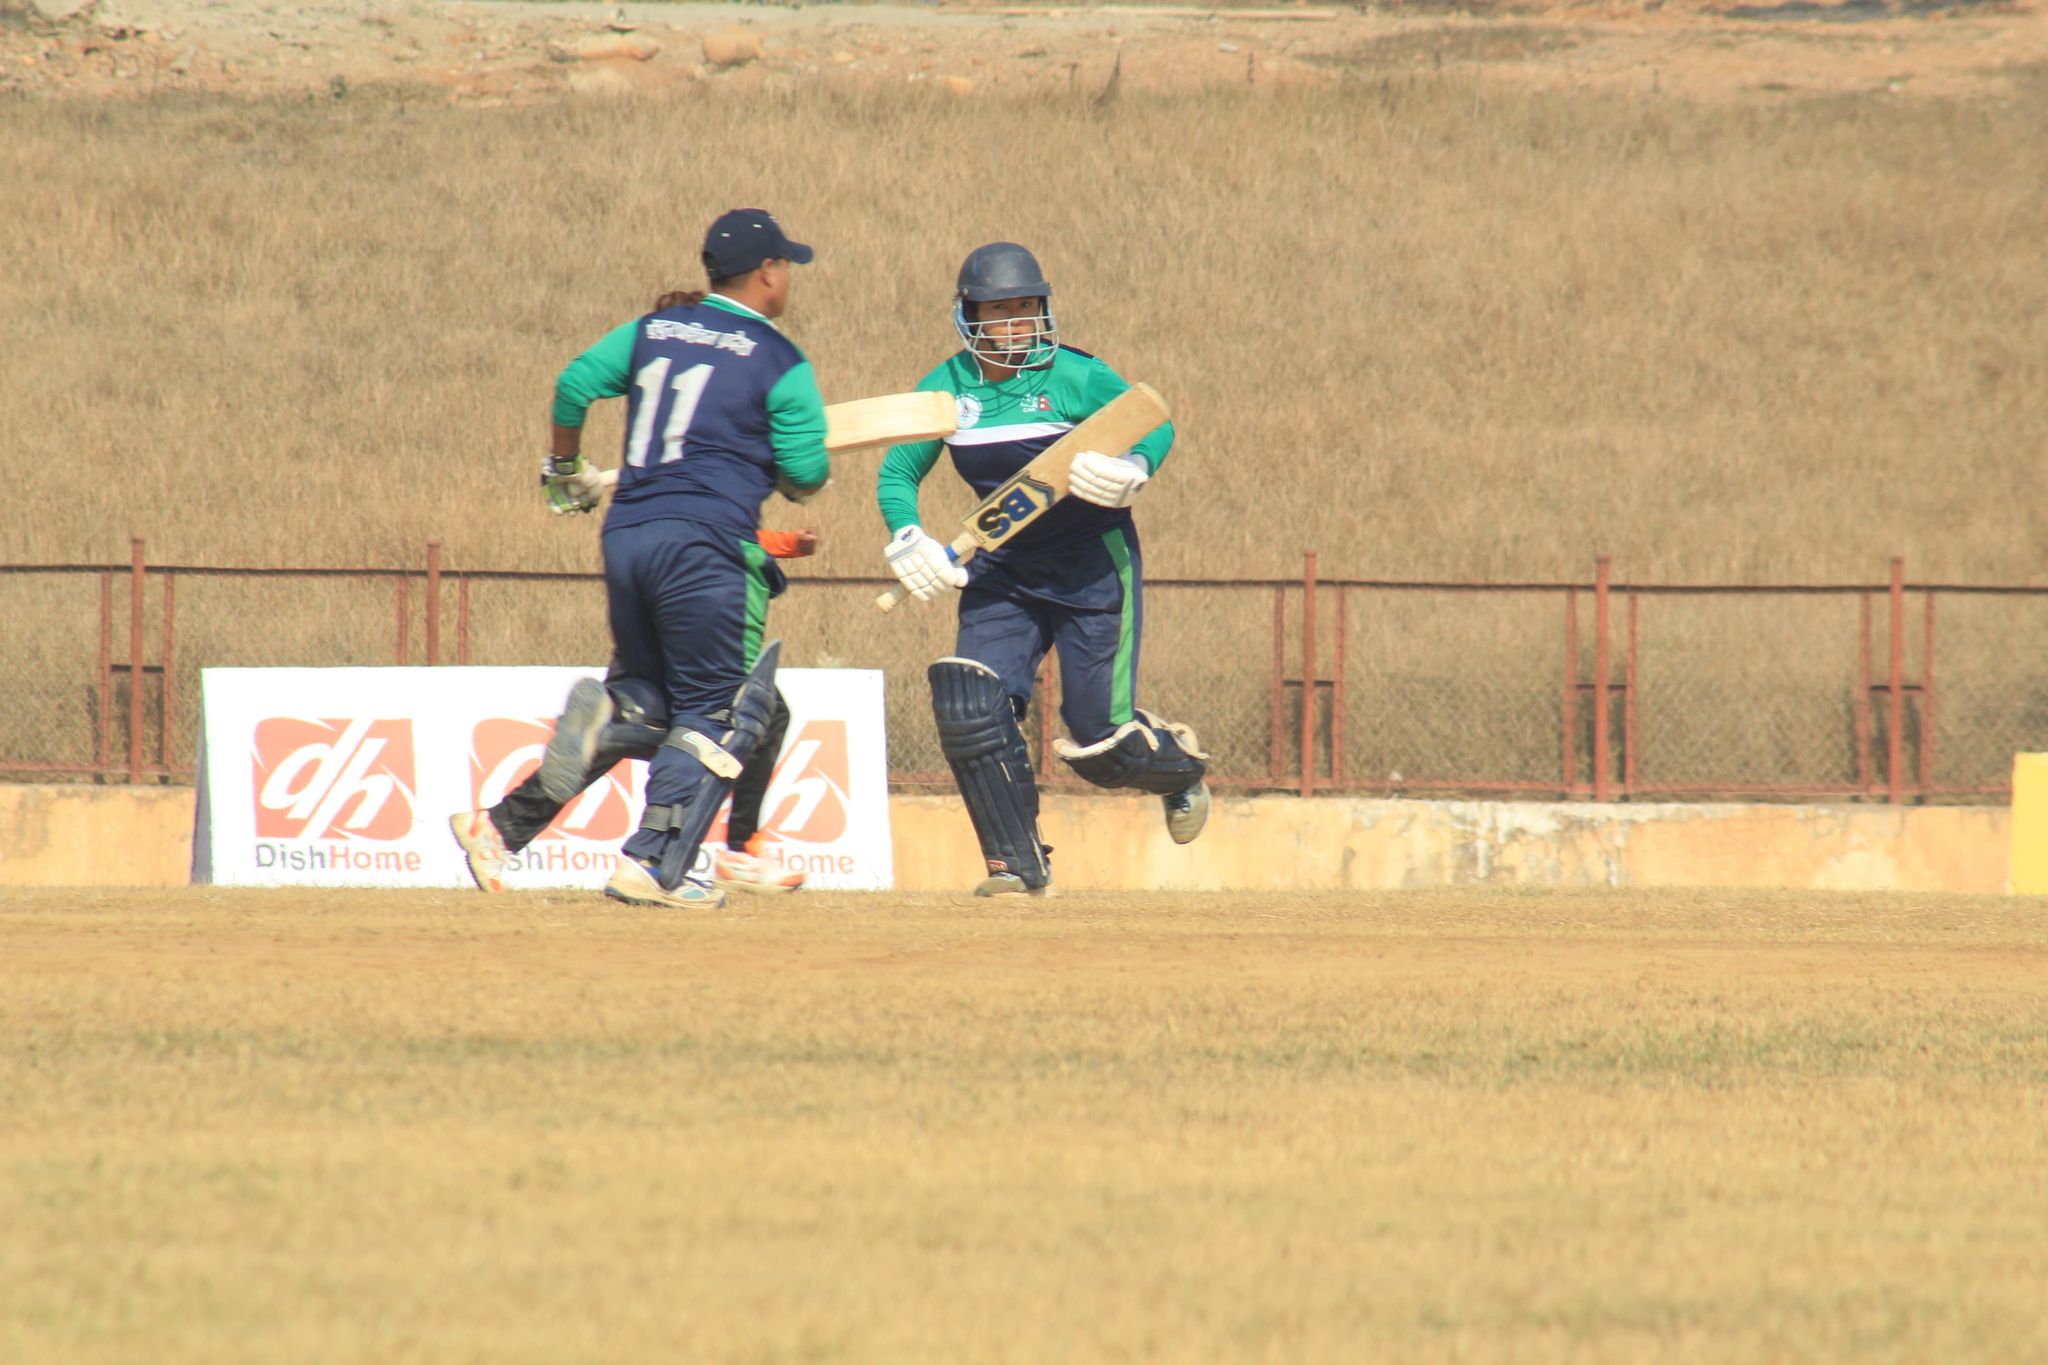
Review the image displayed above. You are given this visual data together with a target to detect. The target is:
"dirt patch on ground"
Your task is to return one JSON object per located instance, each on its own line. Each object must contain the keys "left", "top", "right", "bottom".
{"left": 1, "top": 0, "right": 2041, "bottom": 106}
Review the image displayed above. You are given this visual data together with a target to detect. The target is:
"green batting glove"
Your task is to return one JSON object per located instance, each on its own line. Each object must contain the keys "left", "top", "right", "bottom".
{"left": 541, "top": 454, "right": 603, "bottom": 515}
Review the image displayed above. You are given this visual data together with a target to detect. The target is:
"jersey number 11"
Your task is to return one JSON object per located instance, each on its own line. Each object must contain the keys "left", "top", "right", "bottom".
{"left": 625, "top": 358, "right": 713, "bottom": 467}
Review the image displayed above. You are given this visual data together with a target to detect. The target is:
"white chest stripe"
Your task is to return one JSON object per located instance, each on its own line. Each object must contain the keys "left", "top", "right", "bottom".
{"left": 946, "top": 421, "right": 1074, "bottom": 448}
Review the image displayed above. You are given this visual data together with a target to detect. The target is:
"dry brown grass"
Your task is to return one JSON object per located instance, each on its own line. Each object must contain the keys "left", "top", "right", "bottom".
{"left": 5, "top": 78, "right": 2045, "bottom": 583}
{"left": 5, "top": 77, "right": 2045, "bottom": 788}
{"left": 3, "top": 886, "right": 2046, "bottom": 1362}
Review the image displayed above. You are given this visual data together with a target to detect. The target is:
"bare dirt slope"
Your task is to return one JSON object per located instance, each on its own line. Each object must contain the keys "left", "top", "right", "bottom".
{"left": 4, "top": 0, "right": 2042, "bottom": 106}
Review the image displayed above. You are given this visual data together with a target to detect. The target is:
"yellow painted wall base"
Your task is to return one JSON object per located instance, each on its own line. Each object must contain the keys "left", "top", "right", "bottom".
{"left": 897, "top": 793, "right": 2011, "bottom": 894}
{"left": 2010, "top": 754, "right": 2048, "bottom": 895}
{"left": 0, "top": 786, "right": 2014, "bottom": 895}
{"left": 0, "top": 785, "right": 197, "bottom": 890}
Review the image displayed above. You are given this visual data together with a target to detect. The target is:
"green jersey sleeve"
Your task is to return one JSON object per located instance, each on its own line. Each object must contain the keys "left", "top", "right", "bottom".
{"left": 766, "top": 360, "right": 830, "bottom": 493}
{"left": 1074, "top": 353, "right": 1175, "bottom": 475}
{"left": 876, "top": 364, "right": 958, "bottom": 534}
{"left": 551, "top": 320, "right": 638, "bottom": 428}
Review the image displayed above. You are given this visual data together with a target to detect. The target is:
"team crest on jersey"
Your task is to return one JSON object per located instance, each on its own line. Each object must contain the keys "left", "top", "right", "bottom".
{"left": 955, "top": 393, "right": 982, "bottom": 430}
{"left": 1018, "top": 394, "right": 1052, "bottom": 414}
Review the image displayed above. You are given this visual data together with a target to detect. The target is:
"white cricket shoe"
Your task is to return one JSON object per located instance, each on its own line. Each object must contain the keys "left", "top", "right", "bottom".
{"left": 604, "top": 855, "right": 726, "bottom": 909}
{"left": 973, "top": 872, "right": 1053, "bottom": 898}
{"left": 713, "top": 836, "right": 804, "bottom": 894}
{"left": 450, "top": 810, "right": 509, "bottom": 892}
{"left": 538, "top": 677, "right": 612, "bottom": 804}
{"left": 1162, "top": 781, "right": 1211, "bottom": 845}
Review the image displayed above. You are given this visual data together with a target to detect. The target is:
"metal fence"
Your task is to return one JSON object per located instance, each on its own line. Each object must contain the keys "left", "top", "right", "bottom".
{"left": 8, "top": 539, "right": 2046, "bottom": 802}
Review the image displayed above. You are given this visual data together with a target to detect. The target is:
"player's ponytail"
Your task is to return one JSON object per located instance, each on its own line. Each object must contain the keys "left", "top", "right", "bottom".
{"left": 652, "top": 288, "right": 707, "bottom": 311}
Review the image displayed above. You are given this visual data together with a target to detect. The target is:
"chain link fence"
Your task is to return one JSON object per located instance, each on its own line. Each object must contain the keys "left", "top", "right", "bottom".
{"left": 6, "top": 543, "right": 2043, "bottom": 803}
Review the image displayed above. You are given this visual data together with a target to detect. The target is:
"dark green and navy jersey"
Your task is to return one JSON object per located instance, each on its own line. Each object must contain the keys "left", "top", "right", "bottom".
{"left": 552, "top": 295, "right": 829, "bottom": 539}
{"left": 876, "top": 346, "right": 1174, "bottom": 608}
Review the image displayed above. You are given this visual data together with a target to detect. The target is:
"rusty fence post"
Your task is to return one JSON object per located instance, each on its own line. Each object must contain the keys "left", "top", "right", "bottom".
{"left": 1855, "top": 594, "right": 1872, "bottom": 795}
{"left": 1331, "top": 583, "right": 1346, "bottom": 785}
{"left": 1300, "top": 550, "right": 1317, "bottom": 798}
{"left": 1561, "top": 588, "right": 1578, "bottom": 795}
{"left": 97, "top": 571, "right": 113, "bottom": 781}
{"left": 1593, "top": 557, "right": 1611, "bottom": 802}
{"left": 1270, "top": 585, "right": 1285, "bottom": 785}
{"left": 161, "top": 573, "right": 176, "bottom": 777}
{"left": 1624, "top": 592, "right": 1639, "bottom": 797}
{"left": 395, "top": 574, "right": 409, "bottom": 665}
{"left": 1887, "top": 556, "right": 1905, "bottom": 804}
{"left": 128, "top": 536, "right": 145, "bottom": 784}
{"left": 425, "top": 539, "right": 442, "bottom": 666}
{"left": 1921, "top": 589, "right": 1936, "bottom": 797}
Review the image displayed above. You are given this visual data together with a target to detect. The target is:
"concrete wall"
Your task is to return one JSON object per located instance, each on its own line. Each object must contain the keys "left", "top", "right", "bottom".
{"left": 0, "top": 785, "right": 198, "bottom": 889}
{"left": 1, "top": 785, "right": 2014, "bottom": 894}
{"left": 898, "top": 793, "right": 2010, "bottom": 894}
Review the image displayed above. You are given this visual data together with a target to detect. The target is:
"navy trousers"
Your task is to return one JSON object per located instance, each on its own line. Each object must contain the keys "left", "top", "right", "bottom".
{"left": 601, "top": 517, "right": 756, "bottom": 863}
{"left": 955, "top": 561, "right": 1143, "bottom": 745}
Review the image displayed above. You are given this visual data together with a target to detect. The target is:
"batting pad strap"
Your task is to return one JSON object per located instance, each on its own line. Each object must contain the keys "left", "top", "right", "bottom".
{"left": 652, "top": 640, "right": 784, "bottom": 891}
{"left": 1134, "top": 709, "right": 1209, "bottom": 760}
{"left": 664, "top": 727, "right": 742, "bottom": 781}
{"left": 929, "top": 657, "right": 1049, "bottom": 889}
{"left": 638, "top": 802, "right": 683, "bottom": 834}
{"left": 1054, "top": 710, "right": 1209, "bottom": 795}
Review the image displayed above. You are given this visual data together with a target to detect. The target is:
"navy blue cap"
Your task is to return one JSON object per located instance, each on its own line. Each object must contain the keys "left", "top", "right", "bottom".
{"left": 701, "top": 208, "right": 814, "bottom": 279}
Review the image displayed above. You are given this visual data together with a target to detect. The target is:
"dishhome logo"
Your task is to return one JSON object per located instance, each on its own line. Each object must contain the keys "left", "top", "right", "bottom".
{"left": 252, "top": 717, "right": 416, "bottom": 841}
{"left": 467, "top": 715, "right": 641, "bottom": 843}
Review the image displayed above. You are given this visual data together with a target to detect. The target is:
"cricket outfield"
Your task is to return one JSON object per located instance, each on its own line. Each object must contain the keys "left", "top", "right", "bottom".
{"left": 4, "top": 887, "right": 2044, "bottom": 1363}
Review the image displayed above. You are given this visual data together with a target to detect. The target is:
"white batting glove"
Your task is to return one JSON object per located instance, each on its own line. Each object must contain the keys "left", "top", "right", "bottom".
{"left": 884, "top": 526, "right": 968, "bottom": 601}
{"left": 1068, "top": 449, "right": 1150, "bottom": 509}
{"left": 540, "top": 455, "right": 605, "bottom": 515}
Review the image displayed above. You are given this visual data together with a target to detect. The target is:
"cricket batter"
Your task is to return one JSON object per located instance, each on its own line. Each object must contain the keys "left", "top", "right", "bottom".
{"left": 449, "top": 525, "right": 816, "bottom": 898}
{"left": 454, "top": 208, "right": 828, "bottom": 908}
{"left": 877, "top": 242, "right": 1210, "bottom": 896}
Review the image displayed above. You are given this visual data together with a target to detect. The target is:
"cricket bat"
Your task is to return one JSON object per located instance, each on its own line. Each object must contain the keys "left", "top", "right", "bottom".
{"left": 595, "top": 390, "right": 957, "bottom": 489}
{"left": 874, "top": 382, "right": 1170, "bottom": 614}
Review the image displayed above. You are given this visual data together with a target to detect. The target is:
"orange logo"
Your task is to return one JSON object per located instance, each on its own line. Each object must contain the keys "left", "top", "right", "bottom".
{"left": 253, "top": 718, "right": 415, "bottom": 841}
{"left": 760, "top": 719, "right": 850, "bottom": 845}
{"left": 467, "top": 717, "right": 640, "bottom": 842}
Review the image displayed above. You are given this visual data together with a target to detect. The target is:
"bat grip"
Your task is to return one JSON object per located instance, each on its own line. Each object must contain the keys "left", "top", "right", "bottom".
{"left": 874, "top": 535, "right": 980, "bottom": 614}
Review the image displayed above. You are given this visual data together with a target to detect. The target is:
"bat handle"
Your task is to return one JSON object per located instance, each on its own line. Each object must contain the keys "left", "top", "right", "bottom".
{"left": 874, "top": 535, "right": 979, "bottom": 614}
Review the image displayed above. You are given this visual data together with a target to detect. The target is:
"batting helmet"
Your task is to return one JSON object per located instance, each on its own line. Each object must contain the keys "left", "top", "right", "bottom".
{"left": 953, "top": 242, "right": 1058, "bottom": 370}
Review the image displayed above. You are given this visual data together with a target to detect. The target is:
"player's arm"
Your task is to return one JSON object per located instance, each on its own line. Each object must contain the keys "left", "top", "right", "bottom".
{"left": 1066, "top": 355, "right": 1174, "bottom": 508}
{"left": 1075, "top": 355, "right": 1174, "bottom": 473}
{"left": 766, "top": 360, "right": 830, "bottom": 503}
{"left": 877, "top": 369, "right": 966, "bottom": 601}
{"left": 877, "top": 435, "right": 965, "bottom": 601}
{"left": 543, "top": 320, "right": 637, "bottom": 514}
{"left": 757, "top": 527, "right": 818, "bottom": 559}
{"left": 876, "top": 436, "right": 943, "bottom": 535}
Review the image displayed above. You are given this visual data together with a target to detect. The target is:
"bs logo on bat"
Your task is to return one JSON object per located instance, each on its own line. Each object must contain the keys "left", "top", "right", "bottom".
{"left": 972, "top": 477, "right": 1054, "bottom": 543}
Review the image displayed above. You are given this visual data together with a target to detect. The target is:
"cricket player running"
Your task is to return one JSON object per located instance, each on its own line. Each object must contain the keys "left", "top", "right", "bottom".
{"left": 449, "top": 526, "right": 816, "bottom": 898}
{"left": 878, "top": 242, "right": 1210, "bottom": 896}
{"left": 453, "top": 209, "right": 828, "bottom": 908}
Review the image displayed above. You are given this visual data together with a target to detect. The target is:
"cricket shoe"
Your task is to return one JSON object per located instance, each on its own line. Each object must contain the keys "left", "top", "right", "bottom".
{"left": 1162, "top": 780, "right": 1211, "bottom": 845}
{"left": 973, "top": 873, "right": 1054, "bottom": 898}
{"left": 449, "top": 810, "right": 509, "bottom": 892}
{"left": 713, "top": 836, "right": 804, "bottom": 895}
{"left": 604, "top": 855, "right": 726, "bottom": 910}
{"left": 538, "top": 677, "right": 612, "bottom": 804}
